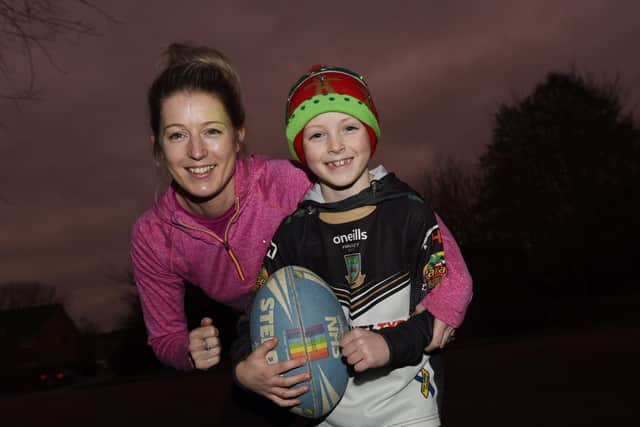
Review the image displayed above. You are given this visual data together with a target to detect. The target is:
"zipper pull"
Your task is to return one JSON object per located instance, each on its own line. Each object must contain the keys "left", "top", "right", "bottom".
{"left": 371, "top": 179, "right": 379, "bottom": 194}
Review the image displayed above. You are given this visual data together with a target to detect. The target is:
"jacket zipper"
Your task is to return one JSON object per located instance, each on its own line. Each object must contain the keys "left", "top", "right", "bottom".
{"left": 177, "top": 197, "right": 246, "bottom": 281}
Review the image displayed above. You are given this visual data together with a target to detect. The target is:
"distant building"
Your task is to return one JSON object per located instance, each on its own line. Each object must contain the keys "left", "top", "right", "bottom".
{"left": 0, "top": 304, "right": 82, "bottom": 391}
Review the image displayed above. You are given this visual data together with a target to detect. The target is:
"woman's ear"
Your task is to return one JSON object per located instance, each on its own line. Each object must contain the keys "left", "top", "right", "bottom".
{"left": 151, "top": 135, "right": 165, "bottom": 167}
{"left": 235, "top": 127, "right": 246, "bottom": 153}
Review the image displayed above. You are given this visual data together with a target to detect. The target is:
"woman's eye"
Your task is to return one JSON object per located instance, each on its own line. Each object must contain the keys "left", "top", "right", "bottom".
{"left": 308, "top": 132, "right": 323, "bottom": 140}
{"left": 345, "top": 124, "right": 359, "bottom": 132}
{"left": 205, "top": 128, "right": 222, "bottom": 136}
{"left": 168, "top": 132, "right": 186, "bottom": 141}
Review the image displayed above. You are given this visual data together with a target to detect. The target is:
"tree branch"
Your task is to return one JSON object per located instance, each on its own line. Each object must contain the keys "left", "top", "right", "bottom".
{"left": 0, "top": 0, "right": 118, "bottom": 101}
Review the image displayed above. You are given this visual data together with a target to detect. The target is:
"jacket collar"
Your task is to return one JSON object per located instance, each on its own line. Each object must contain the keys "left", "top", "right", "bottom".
{"left": 300, "top": 164, "right": 420, "bottom": 212}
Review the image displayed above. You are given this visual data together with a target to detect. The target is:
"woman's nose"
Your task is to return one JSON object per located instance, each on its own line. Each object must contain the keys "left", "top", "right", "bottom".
{"left": 188, "top": 136, "right": 207, "bottom": 160}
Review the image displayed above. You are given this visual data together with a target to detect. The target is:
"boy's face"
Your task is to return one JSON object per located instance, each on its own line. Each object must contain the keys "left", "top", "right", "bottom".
{"left": 302, "top": 112, "right": 372, "bottom": 203}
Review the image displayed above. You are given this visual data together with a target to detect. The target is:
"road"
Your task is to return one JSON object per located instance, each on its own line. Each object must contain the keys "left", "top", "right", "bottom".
{"left": 1, "top": 319, "right": 638, "bottom": 426}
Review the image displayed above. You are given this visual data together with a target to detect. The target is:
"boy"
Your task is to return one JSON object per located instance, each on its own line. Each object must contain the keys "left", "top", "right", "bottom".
{"left": 234, "top": 65, "right": 472, "bottom": 426}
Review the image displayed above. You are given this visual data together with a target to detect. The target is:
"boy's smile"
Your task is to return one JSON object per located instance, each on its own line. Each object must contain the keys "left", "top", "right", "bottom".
{"left": 326, "top": 158, "right": 353, "bottom": 168}
{"left": 302, "top": 112, "right": 372, "bottom": 203}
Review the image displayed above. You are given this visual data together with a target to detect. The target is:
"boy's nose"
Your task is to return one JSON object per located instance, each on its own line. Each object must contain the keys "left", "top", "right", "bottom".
{"left": 327, "top": 135, "right": 345, "bottom": 153}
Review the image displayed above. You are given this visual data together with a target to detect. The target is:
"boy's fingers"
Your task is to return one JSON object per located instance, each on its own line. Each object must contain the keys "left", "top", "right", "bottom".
{"left": 267, "top": 393, "right": 302, "bottom": 408}
{"left": 275, "top": 366, "right": 310, "bottom": 386}
{"left": 270, "top": 356, "right": 307, "bottom": 379}
{"left": 275, "top": 382, "right": 309, "bottom": 397}
{"left": 254, "top": 336, "right": 279, "bottom": 357}
{"left": 340, "top": 327, "right": 362, "bottom": 348}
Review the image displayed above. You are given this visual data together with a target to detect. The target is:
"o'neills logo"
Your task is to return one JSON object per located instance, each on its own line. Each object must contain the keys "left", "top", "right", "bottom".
{"left": 333, "top": 228, "right": 368, "bottom": 244}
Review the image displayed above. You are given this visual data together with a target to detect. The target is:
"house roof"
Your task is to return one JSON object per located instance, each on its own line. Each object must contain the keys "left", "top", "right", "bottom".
{"left": 0, "top": 304, "right": 76, "bottom": 337}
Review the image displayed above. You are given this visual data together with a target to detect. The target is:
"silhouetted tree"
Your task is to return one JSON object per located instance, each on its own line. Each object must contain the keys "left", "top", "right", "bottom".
{"left": 0, "top": 281, "right": 57, "bottom": 310}
{"left": 421, "top": 156, "right": 481, "bottom": 246}
{"left": 478, "top": 70, "right": 640, "bottom": 301}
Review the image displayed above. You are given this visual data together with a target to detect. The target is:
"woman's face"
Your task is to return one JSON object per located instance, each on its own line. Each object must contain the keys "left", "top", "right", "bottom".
{"left": 157, "top": 91, "right": 245, "bottom": 214}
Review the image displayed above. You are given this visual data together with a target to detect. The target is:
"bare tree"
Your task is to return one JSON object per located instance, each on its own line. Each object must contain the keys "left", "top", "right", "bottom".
{"left": 421, "top": 155, "right": 480, "bottom": 246}
{"left": 0, "top": 0, "right": 117, "bottom": 102}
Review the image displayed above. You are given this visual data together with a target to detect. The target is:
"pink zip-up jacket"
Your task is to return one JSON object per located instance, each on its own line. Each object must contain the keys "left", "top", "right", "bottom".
{"left": 130, "top": 156, "right": 472, "bottom": 370}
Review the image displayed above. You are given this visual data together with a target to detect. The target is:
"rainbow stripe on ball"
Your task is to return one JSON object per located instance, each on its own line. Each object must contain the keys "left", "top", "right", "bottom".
{"left": 287, "top": 324, "right": 329, "bottom": 361}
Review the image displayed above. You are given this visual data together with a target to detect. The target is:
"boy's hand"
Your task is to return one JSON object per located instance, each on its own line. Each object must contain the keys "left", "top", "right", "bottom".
{"left": 340, "top": 328, "right": 390, "bottom": 372}
{"left": 235, "top": 337, "right": 310, "bottom": 407}
{"left": 188, "top": 317, "right": 221, "bottom": 370}
{"left": 415, "top": 304, "right": 456, "bottom": 352}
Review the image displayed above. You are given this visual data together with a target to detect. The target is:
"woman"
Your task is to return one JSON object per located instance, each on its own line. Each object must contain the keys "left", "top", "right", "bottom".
{"left": 130, "top": 43, "right": 471, "bottom": 423}
{"left": 131, "top": 43, "right": 312, "bottom": 372}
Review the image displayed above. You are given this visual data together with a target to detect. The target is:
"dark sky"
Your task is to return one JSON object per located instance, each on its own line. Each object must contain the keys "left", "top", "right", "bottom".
{"left": 2, "top": 0, "right": 639, "bottom": 330}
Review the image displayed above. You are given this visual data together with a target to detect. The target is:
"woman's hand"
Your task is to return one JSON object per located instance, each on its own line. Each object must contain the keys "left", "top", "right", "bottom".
{"left": 340, "top": 328, "right": 390, "bottom": 372}
{"left": 188, "top": 317, "right": 221, "bottom": 370}
{"left": 415, "top": 303, "right": 456, "bottom": 352}
{"left": 235, "top": 337, "right": 310, "bottom": 407}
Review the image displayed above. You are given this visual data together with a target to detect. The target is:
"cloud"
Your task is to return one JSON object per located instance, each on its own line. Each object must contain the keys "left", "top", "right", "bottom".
{"left": 63, "top": 283, "right": 138, "bottom": 333}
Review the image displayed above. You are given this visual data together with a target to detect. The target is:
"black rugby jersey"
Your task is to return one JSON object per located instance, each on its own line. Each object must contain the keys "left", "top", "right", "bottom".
{"left": 257, "top": 167, "right": 447, "bottom": 368}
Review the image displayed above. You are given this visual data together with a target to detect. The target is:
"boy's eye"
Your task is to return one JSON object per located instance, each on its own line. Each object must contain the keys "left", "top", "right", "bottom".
{"left": 345, "top": 125, "right": 358, "bottom": 132}
{"left": 308, "top": 132, "right": 323, "bottom": 140}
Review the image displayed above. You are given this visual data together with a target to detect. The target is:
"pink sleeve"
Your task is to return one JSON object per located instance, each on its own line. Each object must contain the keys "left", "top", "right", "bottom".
{"left": 270, "top": 159, "right": 313, "bottom": 210}
{"left": 130, "top": 219, "right": 194, "bottom": 371}
{"left": 420, "top": 214, "right": 473, "bottom": 327}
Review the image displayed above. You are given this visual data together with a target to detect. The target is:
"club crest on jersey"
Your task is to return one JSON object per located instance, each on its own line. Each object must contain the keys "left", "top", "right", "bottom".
{"left": 423, "top": 251, "right": 446, "bottom": 289}
{"left": 344, "top": 253, "right": 366, "bottom": 288}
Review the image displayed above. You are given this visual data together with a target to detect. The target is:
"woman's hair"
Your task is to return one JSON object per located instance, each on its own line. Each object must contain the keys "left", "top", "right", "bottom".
{"left": 147, "top": 43, "right": 245, "bottom": 160}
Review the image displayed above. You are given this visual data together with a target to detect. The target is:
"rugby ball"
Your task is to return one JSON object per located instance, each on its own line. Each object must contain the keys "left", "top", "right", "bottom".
{"left": 250, "top": 265, "right": 349, "bottom": 418}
